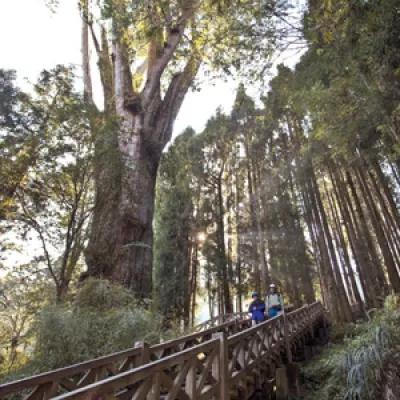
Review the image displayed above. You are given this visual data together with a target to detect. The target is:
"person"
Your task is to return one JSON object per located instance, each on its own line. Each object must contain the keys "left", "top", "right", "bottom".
{"left": 248, "top": 292, "right": 266, "bottom": 326}
{"left": 266, "top": 284, "right": 284, "bottom": 318}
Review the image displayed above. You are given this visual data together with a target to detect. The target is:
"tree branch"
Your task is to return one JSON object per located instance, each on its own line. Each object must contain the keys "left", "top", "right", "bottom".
{"left": 141, "top": 2, "right": 201, "bottom": 110}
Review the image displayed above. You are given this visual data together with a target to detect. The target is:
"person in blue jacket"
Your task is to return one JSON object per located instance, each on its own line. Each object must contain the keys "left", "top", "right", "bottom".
{"left": 248, "top": 292, "right": 266, "bottom": 326}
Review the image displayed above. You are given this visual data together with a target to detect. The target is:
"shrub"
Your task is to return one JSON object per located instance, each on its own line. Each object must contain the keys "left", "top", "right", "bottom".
{"left": 301, "top": 299, "right": 400, "bottom": 400}
{"left": 4, "top": 279, "right": 167, "bottom": 378}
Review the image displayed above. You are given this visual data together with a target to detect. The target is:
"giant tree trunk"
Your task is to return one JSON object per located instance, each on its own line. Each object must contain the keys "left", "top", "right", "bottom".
{"left": 82, "top": 6, "right": 200, "bottom": 296}
{"left": 85, "top": 128, "right": 158, "bottom": 296}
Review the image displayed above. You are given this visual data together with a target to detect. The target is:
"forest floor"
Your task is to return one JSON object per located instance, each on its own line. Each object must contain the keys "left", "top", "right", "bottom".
{"left": 297, "top": 296, "right": 400, "bottom": 400}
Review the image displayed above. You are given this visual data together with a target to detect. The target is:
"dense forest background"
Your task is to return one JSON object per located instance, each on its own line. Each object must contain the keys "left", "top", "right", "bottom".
{"left": 1, "top": 0, "right": 400, "bottom": 389}
{"left": 154, "top": 0, "right": 400, "bottom": 324}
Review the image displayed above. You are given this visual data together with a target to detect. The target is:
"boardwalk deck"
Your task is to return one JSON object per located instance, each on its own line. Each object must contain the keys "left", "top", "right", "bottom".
{"left": 0, "top": 302, "right": 328, "bottom": 400}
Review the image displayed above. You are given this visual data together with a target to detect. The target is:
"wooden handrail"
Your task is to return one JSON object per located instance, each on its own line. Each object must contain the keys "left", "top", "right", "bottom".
{"left": 194, "top": 311, "right": 249, "bottom": 331}
{"left": 52, "top": 339, "right": 222, "bottom": 400}
{"left": 0, "top": 302, "right": 326, "bottom": 400}
{"left": 0, "top": 314, "right": 250, "bottom": 399}
{"left": 49, "top": 302, "right": 327, "bottom": 400}
{"left": 0, "top": 346, "right": 143, "bottom": 398}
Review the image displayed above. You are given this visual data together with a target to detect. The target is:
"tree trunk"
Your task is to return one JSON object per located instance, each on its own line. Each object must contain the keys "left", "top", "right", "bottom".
{"left": 324, "top": 178, "right": 357, "bottom": 305}
{"left": 355, "top": 164, "right": 400, "bottom": 292}
{"left": 245, "top": 141, "right": 261, "bottom": 293}
{"left": 217, "top": 174, "right": 233, "bottom": 314}
{"left": 191, "top": 242, "right": 198, "bottom": 326}
{"left": 235, "top": 168, "right": 243, "bottom": 312}
{"left": 253, "top": 165, "right": 269, "bottom": 293}
{"left": 85, "top": 138, "right": 158, "bottom": 297}
{"left": 81, "top": 2, "right": 93, "bottom": 104}
{"left": 82, "top": 5, "right": 201, "bottom": 295}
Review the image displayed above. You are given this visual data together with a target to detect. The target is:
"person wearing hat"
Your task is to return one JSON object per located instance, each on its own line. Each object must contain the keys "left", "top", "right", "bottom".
{"left": 248, "top": 292, "right": 266, "bottom": 326}
{"left": 266, "top": 284, "right": 284, "bottom": 318}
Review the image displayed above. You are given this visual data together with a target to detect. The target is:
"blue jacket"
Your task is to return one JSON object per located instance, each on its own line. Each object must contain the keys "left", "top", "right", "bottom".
{"left": 248, "top": 299, "right": 266, "bottom": 321}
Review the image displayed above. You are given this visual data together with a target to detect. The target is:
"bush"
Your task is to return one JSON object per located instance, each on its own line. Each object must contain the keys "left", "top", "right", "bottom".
{"left": 74, "top": 278, "right": 136, "bottom": 311}
{"left": 29, "top": 305, "right": 163, "bottom": 371}
{"left": 301, "top": 300, "right": 400, "bottom": 400}
{"left": 3, "top": 279, "right": 167, "bottom": 379}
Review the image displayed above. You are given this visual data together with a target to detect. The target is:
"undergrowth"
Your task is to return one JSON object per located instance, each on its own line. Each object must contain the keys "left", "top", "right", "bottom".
{"left": 300, "top": 295, "right": 400, "bottom": 400}
{"left": 0, "top": 279, "right": 187, "bottom": 386}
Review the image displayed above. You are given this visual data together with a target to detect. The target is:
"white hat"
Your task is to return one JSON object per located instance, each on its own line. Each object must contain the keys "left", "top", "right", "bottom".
{"left": 269, "top": 284, "right": 276, "bottom": 288}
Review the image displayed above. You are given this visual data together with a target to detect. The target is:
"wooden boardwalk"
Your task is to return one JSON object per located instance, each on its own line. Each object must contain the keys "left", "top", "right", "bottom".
{"left": 0, "top": 302, "right": 328, "bottom": 400}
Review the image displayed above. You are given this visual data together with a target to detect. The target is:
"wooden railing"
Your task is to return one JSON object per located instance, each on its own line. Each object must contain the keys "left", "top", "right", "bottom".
{"left": 0, "top": 314, "right": 251, "bottom": 399}
{"left": 0, "top": 302, "right": 326, "bottom": 400}
{"left": 194, "top": 311, "right": 249, "bottom": 332}
{"left": 195, "top": 305, "right": 294, "bottom": 332}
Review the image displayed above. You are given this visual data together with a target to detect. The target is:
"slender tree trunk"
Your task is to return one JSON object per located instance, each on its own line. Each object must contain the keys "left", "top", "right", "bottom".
{"left": 235, "top": 169, "right": 243, "bottom": 312}
{"left": 253, "top": 163, "right": 269, "bottom": 293}
{"left": 367, "top": 161, "right": 400, "bottom": 259}
{"left": 217, "top": 175, "right": 233, "bottom": 313}
{"left": 330, "top": 167, "right": 375, "bottom": 308}
{"left": 191, "top": 242, "right": 198, "bottom": 326}
{"left": 324, "top": 179, "right": 359, "bottom": 306}
{"left": 355, "top": 164, "right": 400, "bottom": 292}
{"left": 245, "top": 141, "right": 261, "bottom": 293}
{"left": 345, "top": 169, "right": 388, "bottom": 296}
{"left": 311, "top": 168, "right": 353, "bottom": 322}
{"left": 370, "top": 157, "right": 400, "bottom": 231}
{"left": 226, "top": 182, "right": 235, "bottom": 303}
{"left": 304, "top": 173, "right": 339, "bottom": 319}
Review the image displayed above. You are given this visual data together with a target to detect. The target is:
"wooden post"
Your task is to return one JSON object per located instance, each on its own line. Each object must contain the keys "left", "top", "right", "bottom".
{"left": 234, "top": 319, "right": 239, "bottom": 334}
{"left": 135, "top": 341, "right": 150, "bottom": 366}
{"left": 303, "top": 345, "right": 312, "bottom": 361}
{"left": 275, "top": 367, "right": 288, "bottom": 400}
{"left": 212, "top": 332, "right": 229, "bottom": 400}
{"left": 283, "top": 315, "right": 293, "bottom": 363}
{"left": 318, "top": 326, "right": 325, "bottom": 340}
{"left": 286, "top": 363, "right": 301, "bottom": 396}
{"left": 306, "top": 305, "right": 314, "bottom": 339}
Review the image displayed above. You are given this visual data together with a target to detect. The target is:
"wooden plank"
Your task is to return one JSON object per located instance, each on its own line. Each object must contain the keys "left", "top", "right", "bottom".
{"left": 185, "top": 358, "right": 197, "bottom": 398}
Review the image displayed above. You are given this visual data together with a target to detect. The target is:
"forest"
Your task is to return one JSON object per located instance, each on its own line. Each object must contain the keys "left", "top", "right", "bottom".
{"left": 1, "top": 0, "right": 400, "bottom": 398}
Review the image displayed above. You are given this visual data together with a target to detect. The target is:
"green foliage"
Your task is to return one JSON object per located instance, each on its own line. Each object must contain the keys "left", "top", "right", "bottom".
{"left": 75, "top": 278, "right": 136, "bottom": 311}
{"left": 0, "top": 268, "right": 54, "bottom": 378}
{"left": 1, "top": 279, "right": 164, "bottom": 381}
{"left": 301, "top": 304, "right": 400, "bottom": 400}
{"left": 29, "top": 305, "right": 162, "bottom": 371}
{"left": 0, "top": 66, "right": 99, "bottom": 300}
{"left": 154, "top": 128, "right": 196, "bottom": 326}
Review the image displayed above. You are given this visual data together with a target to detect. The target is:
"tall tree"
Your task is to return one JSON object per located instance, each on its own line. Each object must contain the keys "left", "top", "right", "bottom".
{"left": 79, "top": 0, "right": 289, "bottom": 297}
